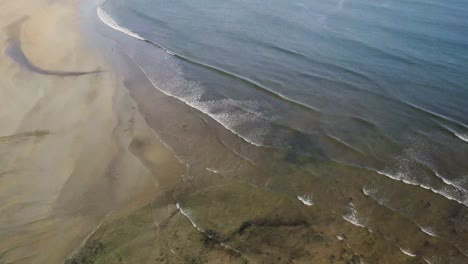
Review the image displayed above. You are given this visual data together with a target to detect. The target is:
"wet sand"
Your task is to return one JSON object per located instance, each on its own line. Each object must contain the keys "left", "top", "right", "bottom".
{"left": 0, "top": 0, "right": 183, "bottom": 263}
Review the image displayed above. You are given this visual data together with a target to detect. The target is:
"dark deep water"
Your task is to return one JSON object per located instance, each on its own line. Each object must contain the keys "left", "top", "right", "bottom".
{"left": 93, "top": 0, "right": 468, "bottom": 262}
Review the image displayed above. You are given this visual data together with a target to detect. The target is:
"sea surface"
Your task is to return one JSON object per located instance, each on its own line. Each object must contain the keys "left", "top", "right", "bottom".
{"left": 94, "top": 0, "right": 468, "bottom": 262}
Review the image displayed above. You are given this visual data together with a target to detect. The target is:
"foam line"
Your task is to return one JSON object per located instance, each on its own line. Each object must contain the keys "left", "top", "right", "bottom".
{"left": 376, "top": 170, "right": 467, "bottom": 207}
{"left": 96, "top": 5, "right": 324, "bottom": 116}
{"left": 97, "top": 6, "right": 144, "bottom": 41}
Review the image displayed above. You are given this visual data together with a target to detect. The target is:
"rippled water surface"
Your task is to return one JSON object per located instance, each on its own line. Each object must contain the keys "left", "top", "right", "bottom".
{"left": 90, "top": 0, "right": 468, "bottom": 262}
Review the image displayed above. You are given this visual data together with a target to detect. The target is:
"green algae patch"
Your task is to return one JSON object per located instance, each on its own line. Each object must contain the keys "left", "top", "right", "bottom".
{"left": 66, "top": 204, "right": 157, "bottom": 264}
{"left": 66, "top": 200, "right": 247, "bottom": 264}
{"left": 68, "top": 180, "right": 402, "bottom": 264}
{"left": 177, "top": 181, "right": 307, "bottom": 238}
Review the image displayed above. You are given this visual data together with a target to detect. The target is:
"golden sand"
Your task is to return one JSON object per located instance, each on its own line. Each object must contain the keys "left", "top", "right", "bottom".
{"left": 0, "top": 0, "right": 182, "bottom": 263}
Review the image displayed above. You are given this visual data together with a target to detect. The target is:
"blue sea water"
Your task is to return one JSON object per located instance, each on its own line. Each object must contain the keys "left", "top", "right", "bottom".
{"left": 100, "top": 0, "right": 468, "bottom": 180}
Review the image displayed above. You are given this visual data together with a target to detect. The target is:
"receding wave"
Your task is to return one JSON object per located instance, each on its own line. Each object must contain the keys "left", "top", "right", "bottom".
{"left": 96, "top": 5, "right": 325, "bottom": 117}
{"left": 437, "top": 123, "right": 468, "bottom": 143}
{"left": 408, "top": 154, "right": 468, "bottom": 193}
{"left": 325, "top": 134, "right": 365, "bottom": 155}
{"left": 117, "top": 42, "right": 269, "bottom": 146}
{"left": 362, "top": 187, "right": 444, "bottom": 240}
{"left": 433, "top": 171, "right": 467, "bottom": 194}
{"left": 376, "top": 170, "right": 468, "bottom": 207}
{"left": 176, "top": 203, "right": 203, "bottom": 232}
{"left": 330, "top": 158, "right": 468, "bottom": 208}
{"left": 405, "top": 101, "right": 468, "bottom": 130}
{"left": 297, "top": 194, "right": 314, "bottom": 206}
{"left": 165, "top": 54, "right": 322, "bottom": 115}
{"left": 98, "top": 5, "right": 268, "bottom": 146}
{"left": 398, "top": 247, "right": 416, "bottom": 257}
{"left": 97, "top": 6, "right": 144, "bottom": 41}
{"left": 342, "top": 202, "right": 367, "bottom": 228}
{"left": 455, "top": 133, "right": 468, "bottom": 143}
{"left": 418, "top": 225, "right": 438, "bottom": 237}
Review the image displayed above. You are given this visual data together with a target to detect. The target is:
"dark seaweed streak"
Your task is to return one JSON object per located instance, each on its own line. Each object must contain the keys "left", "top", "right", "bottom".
{"left": 5, "top": 39, "right": 102, "bottom": 77}
{"left": 4, "top": 15, "right": 102, "bottom": 77}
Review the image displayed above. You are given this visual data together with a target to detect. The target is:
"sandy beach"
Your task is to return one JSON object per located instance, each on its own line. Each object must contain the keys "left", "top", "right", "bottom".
{"left": 0, "top": 0, "right": 183, "bottom": 263}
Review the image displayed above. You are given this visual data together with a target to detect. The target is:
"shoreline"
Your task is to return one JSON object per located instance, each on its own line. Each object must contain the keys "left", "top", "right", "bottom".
{"left": 2, "top": 0, "right": 468, "bottom": 263}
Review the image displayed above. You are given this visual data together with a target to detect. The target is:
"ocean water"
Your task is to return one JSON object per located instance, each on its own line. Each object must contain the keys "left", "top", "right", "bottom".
{"left": 94, "top": 0, "right": 468, "bottom": 262}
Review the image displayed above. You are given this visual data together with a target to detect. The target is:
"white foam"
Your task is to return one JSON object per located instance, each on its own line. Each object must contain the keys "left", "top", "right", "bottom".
{"left": 376, "top": 170, "right": 467, "bottom": 207}
{"left": 362, "top": 187, "right": 371, "bottom": 196}
{"left": 98, "top": 5, "right": 338, "bottom": 149}
{"left": 455, "top": 132, "right": 468, "bottom": 143}
{"left": 362, "top": 187, "right": 391, "bottom": 206}
{"left": 432, "top": 185, "right": 467, "bottom": 207}
{"left": 418, "top": 225, "right": 437, "bottom": 237}
{"left": 297, "top": 195, "right": 314, "bottom": 206}
{"left": 112, "top": 38, "right": 268, "bottom": 147}
{"left": 176, "top": 203, "right": 203, "bottom": 232}
{"left": 97, "top": 7, "right": 145, "bottom": 41}
{"left": 362, "top": 186, "right": 384, "bottom": 203}
{"left": 398, "top": 247, "right": 416, "bottom": 257}
{"left": 206, "top": 168, "right": 221, "bottom": 174}
{"left": 342, "top": 202, "right": 366, "bottom": 228}
{"left": 166, "top": 50, "right": 176, "bottom": 56}
{"left": 176, "top": 202, "right": 255, "bottom": 263}
{"left": 435, "top": 172, "right": 455, "bottom": 186}
{"left": 377, "top": 170, "right": 404, "bottom": 182}
{"left": 97, "top": 4, "right": 178, "bottom": 59}
{"left": 438, "top": 123, "right": 468, "bottom": 143}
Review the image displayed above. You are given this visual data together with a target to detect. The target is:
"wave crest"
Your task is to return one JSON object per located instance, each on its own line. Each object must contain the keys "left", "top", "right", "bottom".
{"left": 97, "top": 7, "right": 144, "bottom": 41}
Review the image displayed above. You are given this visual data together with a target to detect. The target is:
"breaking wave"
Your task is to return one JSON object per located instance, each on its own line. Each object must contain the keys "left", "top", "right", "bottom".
{"left": 342, "top": 202, "right": 366, "bottom": 228}
{"left": 297, "top": 195, "right": 314, "bottom": 206}
{"left": 97, "top": 6, "right": 144, "bottom": 41}
{"left": 376, "top": 170, "right": 468, "bottom": 207}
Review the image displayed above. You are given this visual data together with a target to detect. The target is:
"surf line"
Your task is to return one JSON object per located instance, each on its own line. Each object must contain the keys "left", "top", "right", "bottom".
{"left": 96, "top": 6, "right": 322, "bottom": 115}
{"left": 99, "top": 10, "right": 269, "bottom": 148}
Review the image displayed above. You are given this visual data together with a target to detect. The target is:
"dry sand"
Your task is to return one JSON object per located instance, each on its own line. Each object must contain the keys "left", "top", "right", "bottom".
{"left": 0, "top": 0, "right": 182, "bottom": 263}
